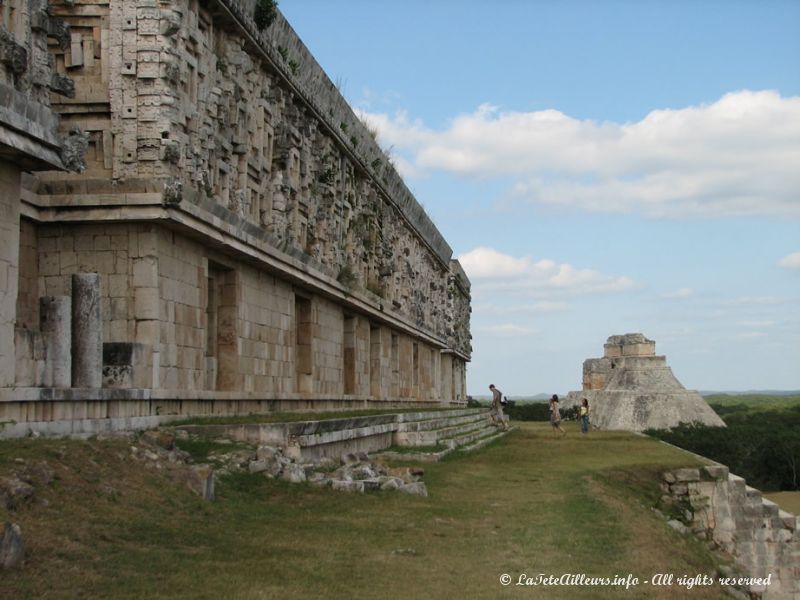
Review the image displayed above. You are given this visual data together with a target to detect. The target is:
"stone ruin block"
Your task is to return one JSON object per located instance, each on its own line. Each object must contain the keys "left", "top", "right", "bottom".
{"left": 582, "top": 357, "right": 611, "bottom": 390}
{"left": 102, "top": 342, "right": 152, "bottom": 389}
{"left": 604, "top": 333, "right": 656, "bottom": 358}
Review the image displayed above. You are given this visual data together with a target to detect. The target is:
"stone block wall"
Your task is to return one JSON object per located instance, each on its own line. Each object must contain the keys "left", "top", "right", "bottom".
{"left": 1, "top": 0, "right": 65, "bottom": 106}
{"left": 0, "top": 2, "right": 471, "bottom": 434}
{"left": 15, "top": 219, "right": 39, "bottom": 330}
{"left": 237, "top": 267, "right": 294, "bottom": 394}
{"left": 36, "top": 0, "right": 470, "bottom": 350}
{"left": 604, "top": 333, "right": 656, "bottom": 358}
{"left": 154, "top": 228, "right": 206, "bottom": 390}
{"left": 313, "top": 296, "right": 344, "bottom": 396}
{"left": 662, "top": 466, "right": 799, "bottom": 599}
{"left": 0, "top": 164, "right": 21, "bottom": 387}
{"left": 582, "top": 357, "right": 612, "bottom": 390}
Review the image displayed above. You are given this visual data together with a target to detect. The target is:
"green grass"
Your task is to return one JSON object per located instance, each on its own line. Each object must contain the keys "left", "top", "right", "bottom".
{"left": 764, "top": 491, "right": 800, "bottom": 515}
{"left": 706, "top": 393, "right": 800, "bottom": 413}
{"left": 174, "top": 437, "right": 254, "bottom": 465}
{"left": 0, "top": 423, "right": 731, "bottom": 599}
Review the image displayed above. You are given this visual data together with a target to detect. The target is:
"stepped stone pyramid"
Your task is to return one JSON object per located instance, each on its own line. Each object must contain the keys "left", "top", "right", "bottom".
{"left": 565, "top": 334, "right": 725, "bottom": 431}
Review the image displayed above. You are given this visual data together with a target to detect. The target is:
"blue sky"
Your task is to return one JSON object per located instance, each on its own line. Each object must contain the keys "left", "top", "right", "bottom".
{"left": 281, "top": 1, "right": 800, "bottom": 395}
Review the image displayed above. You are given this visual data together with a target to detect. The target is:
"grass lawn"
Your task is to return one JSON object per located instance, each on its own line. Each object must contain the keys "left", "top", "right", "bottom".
{"left": 705, "top": 393, "right": 800, "bottom": 413}
{"left": 1, "top": 422, "right": 733, "bottom": 599}
{"left": 765, "top": 491, "right": 800, "bottom": 515}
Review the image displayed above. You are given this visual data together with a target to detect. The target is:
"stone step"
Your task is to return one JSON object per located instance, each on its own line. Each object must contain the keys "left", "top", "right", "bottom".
{"left": 375, "top": 426, "right": 513, "bottom": 463}
{"left": 177, "top": 409, "right": 493, "bottom": 462}
{"left": 437, "top": 417, "right": 492, "bottom": 440}
{"left": 396, "top": 408, "right": 487, "bottom": 424}
{"left": 458, "top": 427, "right": 513, "bottom": 453}
{"left": 397, "top": 410, "right": 489, "bottom": 433}
{"left": 396, "top": 415, "right": 491, "bottom": 446}
{"left": 443, "top": 423, "right": 502, "bottom": 449}
{"left": 291, "top": 421, "right": 397, "bottom": 449}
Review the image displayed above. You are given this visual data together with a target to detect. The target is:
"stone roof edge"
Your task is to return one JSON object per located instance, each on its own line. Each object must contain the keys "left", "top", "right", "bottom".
{"left": 0, "top": 81, "right": 65, "bottom": 171}
{"left": 214, "top": 0, "right": 453, "bottom": 267}
{"left": 448, "top": 259, "right": 471, "bottom": 295}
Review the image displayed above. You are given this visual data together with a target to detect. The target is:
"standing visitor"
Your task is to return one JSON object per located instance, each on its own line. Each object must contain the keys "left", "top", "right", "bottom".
{"left": 489, "top": 384, "right": 509, "bottom": 430}
{"left": 580, "top": 398, "right": 590, "bottom": 434}
{"left": 550, "top": 394, "right": 566, "bottom": 437}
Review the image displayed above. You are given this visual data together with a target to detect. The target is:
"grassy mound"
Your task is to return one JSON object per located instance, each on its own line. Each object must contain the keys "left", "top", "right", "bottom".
{"left": 1, "top": 423, "right": 731, "bottom": 599}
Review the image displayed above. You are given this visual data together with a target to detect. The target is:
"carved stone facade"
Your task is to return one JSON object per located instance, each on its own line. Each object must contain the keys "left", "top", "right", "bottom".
{"left": 565, "top": 334, "right": 724, "bottom": 431}
{"left": 0, "top": 1, "right": 471, "bottom": 437}
{"left": 1, "top": 0, "right": 67, "bottom": 389}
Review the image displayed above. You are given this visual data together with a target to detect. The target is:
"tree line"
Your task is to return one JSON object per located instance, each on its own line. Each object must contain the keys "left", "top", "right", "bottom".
{"left": 646, "top": 403, "right": 800, "bottom": 492}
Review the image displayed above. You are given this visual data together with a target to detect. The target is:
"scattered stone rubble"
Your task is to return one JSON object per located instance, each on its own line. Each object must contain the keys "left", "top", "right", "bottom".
{"left": 135, "top": 428, "right": 429, "bottom": 496}
{"left": 212, "top": 440, "right": 429, "bottom": 497}
{"left": 122, "top": 430, "right": 216, "bottom": 502}
{"left": 0, "top": 458, "right": 57, "bottom": 571}
{"left": 0, "top": 522, "right": 25, "bottom": 570}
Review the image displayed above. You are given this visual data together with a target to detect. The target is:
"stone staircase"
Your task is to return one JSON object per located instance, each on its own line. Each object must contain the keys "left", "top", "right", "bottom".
{"left": 175, "top": 408, "right": 511, "bottom": 462}
{"left": 379, "top": 409, "right": 510, "bottom": 462}
{"left": 661, "top": 465, "right": 800, "bottom": 599}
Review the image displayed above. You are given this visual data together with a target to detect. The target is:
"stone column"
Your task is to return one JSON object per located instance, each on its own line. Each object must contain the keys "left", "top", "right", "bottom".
{"left": 40, "top": 296, "right": 71, "bottom": 387}
{"left": 71, "top": 273, "right": 102, "bottom": 388}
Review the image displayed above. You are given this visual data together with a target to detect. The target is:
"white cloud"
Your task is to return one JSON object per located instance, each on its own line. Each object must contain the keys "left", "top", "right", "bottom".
{"left": 723, "top": 296, "right": 785, "bottom": 307}
{"left": 475, "top": 301, "right": 569, "bottom": 316}
{"left": 735, "top": 331, "right": 768, "bottom": 340}
{"left": 458, "top": 246, "right": 637, "bottom": 295}
{"left": 360, "top": 90, "right": 800, "bottom": 218}
{"left": 663, "top": 288, "right": 694, "bottom": 299}
{"left": 737, "top": 320, "right": 775, "bottom": 328}
{"left": 778, "top": 252, "right": 800, "bottom": 269}
{"left": 479, "top": 324, "right": 538, "bottom": 337}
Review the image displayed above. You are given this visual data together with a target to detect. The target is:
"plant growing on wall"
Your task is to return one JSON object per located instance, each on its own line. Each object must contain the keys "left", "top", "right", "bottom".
{"left": 319, "top": 167, "right": 336, "bottom": 186}
{"left": 337, "top": 264, "right": 358, "bottom": 290}
{"left": 254, "top": 0, "right": 278, "bottom": 30}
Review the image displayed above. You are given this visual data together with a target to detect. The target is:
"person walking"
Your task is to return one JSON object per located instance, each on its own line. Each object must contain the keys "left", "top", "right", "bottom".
{"left": 549, "top": 394, "right": 566, "bottom": 437}
{"left": 489, "top": 384, "right": 509, "bottom": 430}
{"left": 579, "top": 398, "right": 591, "bottom": 434}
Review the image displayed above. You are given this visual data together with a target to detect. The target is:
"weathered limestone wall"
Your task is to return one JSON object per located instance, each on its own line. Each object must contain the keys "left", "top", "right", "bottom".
{"left": 0, "top": 164, "right": 21, "bottom": 387}
{"left": 1, "top": 2, "right": 471, "bottom": 435}
{"left": 604, "top": 333, "right": 656, "bottom": 358}
{"left": 440, "top": 354, "right": 453, "bottom": 404}
{"left": 13, "top": 218, "right": 457, "bottom": 399}
{"left": 154, "top": 228, "right": 206, "bottom": 391}
{"left": 35, "top": 0, "right": 470, "bottom": 353}
{"left": 0, "top": 0, "right": 66, "bottom": 169}
{"left": 0, "top": 0, "right": 69, "bottom": 399}
{"left": 237, "top": 265, "right": 294, "bottom": 394}
{"left": 27, "top": 223, "right": 149, "bottom": 335}
{"left": 15, "top": 219, "right": 39, "bottom": 330}
{"left": 662, "top": 466, "right": 799, "bottom": 599}
{"left": 582, "top": 357, "right": 612, "bottom": 391}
